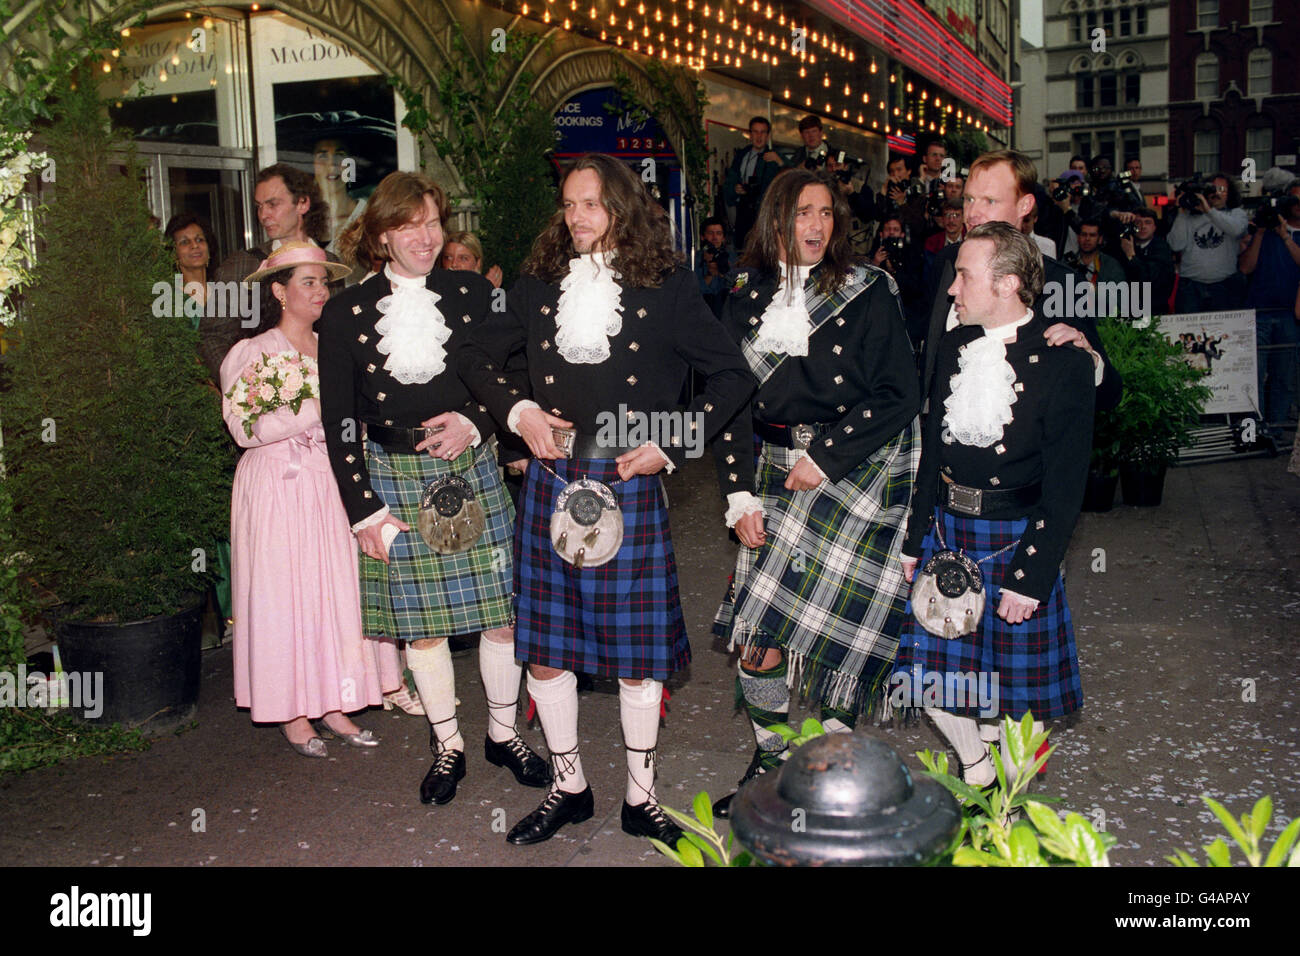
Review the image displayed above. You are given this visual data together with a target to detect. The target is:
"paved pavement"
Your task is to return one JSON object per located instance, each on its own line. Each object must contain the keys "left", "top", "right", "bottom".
{"left": 1, "top": 451, "right": 1297, "bottom": 867}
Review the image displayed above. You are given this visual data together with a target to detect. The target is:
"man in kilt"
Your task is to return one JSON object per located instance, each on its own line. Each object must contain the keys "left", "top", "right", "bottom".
{"left": 896, "top": 221, "right": 1094, "bottom": 790}
{"left": 320, "top": 172, "right": 549, "bottom": 806}
{"left": 710, "top": 167, "right": 922, "bottom": 817}
{"left": 459, "top": 154, "right": 754, "bottom": 846}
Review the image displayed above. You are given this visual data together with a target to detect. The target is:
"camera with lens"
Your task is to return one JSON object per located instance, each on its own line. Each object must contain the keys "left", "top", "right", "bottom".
{"left": 880, "top": 235, "right": 905, "bottom": 258}
{"left": 832, "top": 151, "right": 864, "bottom": 184}
{"left": 1051, "top": 178, "right": 1092, "bottom": 203}
{"left": 1061, "top": 251, "right": 1090, "bottom": 277}
{"left": 1253, "top": 198, "right": 1281, "bottom": 230}
{"left": 1177, "top": 174, "right": 1210, "bottom": 213}
{"left": 801, "top": 141, "right": 830, "bottom": 170}
{"left": 701, "top": 241, "right": 730, "bottom": 276}
{"left": 1119, "top": 221, "right": 1139, "bottom": 241}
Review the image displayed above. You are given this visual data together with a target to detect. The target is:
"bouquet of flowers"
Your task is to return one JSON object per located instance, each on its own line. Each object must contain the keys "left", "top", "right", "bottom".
{"left": 224, "top": 350, "right": 319, "bottom": 439}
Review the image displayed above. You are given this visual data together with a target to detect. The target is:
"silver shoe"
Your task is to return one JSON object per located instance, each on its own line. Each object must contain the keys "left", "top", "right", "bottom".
{"left": 284, "top": 734, "right": 329, "bottom": 759}
{"left": 314, "top": 720, "right": 379, "bottom": 748}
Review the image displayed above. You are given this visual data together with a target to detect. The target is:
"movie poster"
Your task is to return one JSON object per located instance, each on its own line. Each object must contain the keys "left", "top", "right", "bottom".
{"left": 1156, "top": 310, "right": 1258, "bottom": 416}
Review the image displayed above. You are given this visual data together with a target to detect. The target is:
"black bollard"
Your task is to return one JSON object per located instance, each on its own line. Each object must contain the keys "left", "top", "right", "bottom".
{"left": 730, "top": 733, "right": 961, "bottom": 866}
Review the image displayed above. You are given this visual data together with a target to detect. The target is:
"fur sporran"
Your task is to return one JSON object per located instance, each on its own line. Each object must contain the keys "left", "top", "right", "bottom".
{"left": 550, "top": 478, "right": 624, "bottom": 568}
{"left": 418, "top": 474, "right": 486, "bottom": 554}
{"left": 910, "top": 550, "right": 985, "bottom": 639}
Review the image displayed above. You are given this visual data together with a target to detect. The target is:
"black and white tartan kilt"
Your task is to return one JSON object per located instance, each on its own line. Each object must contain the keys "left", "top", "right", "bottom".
{"left": 360, "top": 438, "right": 514, "bottom": 641}
{"left": 890, "top": 508, "right": 1082, "bottom": 720}
{"left": 713, "top": 420, "right": 920, "bottom": 714}
{"left": 514, "top": 457, "right": 689, "bottom": 681}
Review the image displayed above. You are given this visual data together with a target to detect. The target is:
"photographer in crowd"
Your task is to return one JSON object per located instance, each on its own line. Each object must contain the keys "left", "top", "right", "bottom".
{"left": 1064, "top": 217, "right": 1126, "bottom": 286}
{"left": 900, "top": 138, "right": 949, "bottom": 240}
{"left": 1119, "top": 207, "right": 1176, "bottom": 312}
{"left": 723, "top": 116, "right": 783, "bottom": 249}
{"left": 1168, "top": 172, "right": 1249, "bottom": 313}
{"left": 876, "top": 153, "right": 913, "bottom": 221}
{"left": 1048, "top": 169, "right": 1089, "bottom": 257}
{"left": 872, "top": 215, "right": 927, "bottom": 346}
{"left": 1084, "top": 155, "right": 1144, "bottom": 244}
{"left": 1240, "top": 193, "right": 1300, "bottom": 433}
{"left": 696, "top": 217, "right": 735, "bottom": 318}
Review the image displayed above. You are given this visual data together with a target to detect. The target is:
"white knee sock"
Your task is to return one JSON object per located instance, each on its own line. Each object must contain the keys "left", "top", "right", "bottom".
{"left": 926, "top": 708, "right": 994, "bottom": 787}
{"left": 527, "top": 671, "right": 587, "bottom": 794}
{"left": 479, "top": 637, "right": 522, "bottom": 743}
{"left": 620, "top": 679, "right": 663, "bottom": 806}
{"left": 408, "top": 641, "right": 464, "bottom": 753}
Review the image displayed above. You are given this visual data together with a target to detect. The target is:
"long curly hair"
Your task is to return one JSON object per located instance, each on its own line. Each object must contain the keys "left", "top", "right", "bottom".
{"left": 740, "top": 167, "right": 857, "bottom": 296}
{"left": 523, "top": 153, "right": 680, "bottom": 287}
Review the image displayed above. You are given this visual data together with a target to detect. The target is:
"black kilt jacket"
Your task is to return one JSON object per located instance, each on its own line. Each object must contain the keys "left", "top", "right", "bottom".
{"left": 904, "top": 311, "right": 1096, "bottom": 604}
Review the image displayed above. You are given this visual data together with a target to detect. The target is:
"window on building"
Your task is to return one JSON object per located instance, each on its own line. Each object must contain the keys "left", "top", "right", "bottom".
{"left": 1195, "top": 54, "right": 1219, "bottom": 99}
{"left": 1137, "top": 6, "right": 1147, "bottom": 33}
{"left": 1122, "top": 129, "right": 1141, "bottom": 166}
{"left": 1097, "top": 131, "right": 1116, "bottom": 164}
{"left": 1197, "top": 0, "right": 1218, "bottom": 29}
{"left": 1247, "top": 49, "right": 1272, "bottom": 96}
{"left": 1125, "top": 73, "right": 1141, "bottom": 104}
{"left": 1073, "top": 132, "right": 1093, "bottom": 160}
{"left": 1099, "top": 72, "right": 1118, "bottom": 107}
{"left": 1102, "top": 9, "right": 1115, "bottom": 36}
{"left": 1119, "top": 8, "right": 1132, "bottom": 36}
{"left": 1071, "top": 15, "right": 1081, "bottom": 43}
{"left": 1077, "top": 71, "right": 1095, "bottom": 109}
{"left": 1246, "top": 127, "right": 1273, "bottom": 170}
{"left": 1249, "top": 0, "right": 1273, "bottom": 24}
{"left": 1194, "top": 130, "right": 1220, "bottom": 175}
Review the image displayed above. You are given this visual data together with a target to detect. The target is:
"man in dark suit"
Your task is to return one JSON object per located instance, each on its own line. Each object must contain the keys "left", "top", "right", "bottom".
{"left": 919, "top": 149, "right": 1123, "bottom": 412}
{"left": 722, "top": 116, "right": 783, "bottom": 250}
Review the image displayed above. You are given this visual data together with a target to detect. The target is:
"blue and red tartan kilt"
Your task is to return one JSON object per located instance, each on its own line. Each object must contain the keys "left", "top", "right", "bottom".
{"left": 891, "top": 508, "right": 1082, "bottom": 720}
{"left": 513, "top": 457, "right": 689, "bottom": 681}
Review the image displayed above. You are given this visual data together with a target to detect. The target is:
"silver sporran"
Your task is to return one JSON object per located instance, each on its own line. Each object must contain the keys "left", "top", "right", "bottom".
{"left": 418, "top": 474, "right": 486, "bottom": 555}
{"left": 910, "top": 550, "right": 985, "bottom": 640}
{"left": 550, "top": 478, "right": 624, "bottom": 568}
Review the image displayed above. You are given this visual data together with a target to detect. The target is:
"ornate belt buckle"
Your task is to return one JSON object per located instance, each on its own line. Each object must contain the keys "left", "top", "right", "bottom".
{"left": 551, "top": 426, "right": 576, "bottom": 457}
{"left": 791, "top": 424, "right": 815, "bottom": 450}
{"left": 946, "top": 483, "right": 983, "bottom": 516}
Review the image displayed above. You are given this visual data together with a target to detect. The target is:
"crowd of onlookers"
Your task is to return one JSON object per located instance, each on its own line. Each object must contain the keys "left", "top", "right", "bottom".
{"left": 703, "top": 121, "right": 1300, "bottom": 434}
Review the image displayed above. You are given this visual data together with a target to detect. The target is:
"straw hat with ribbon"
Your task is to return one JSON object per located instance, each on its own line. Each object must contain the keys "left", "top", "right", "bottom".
{"left": 244, "top": 240, "right": 352, "bottom": 283}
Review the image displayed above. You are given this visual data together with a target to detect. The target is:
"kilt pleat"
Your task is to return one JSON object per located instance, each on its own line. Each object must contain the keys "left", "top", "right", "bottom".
{"left": 890, "top": 507, "right": 1082, "bottom": 720}
{"left": 514, "top": 457, "right": 689, "bottom": 681}
{"left": 360, "top": 439, "right": 514, "bottom": 640}
{"left": 713, "top": 421, "right": 920, "bottom": 714}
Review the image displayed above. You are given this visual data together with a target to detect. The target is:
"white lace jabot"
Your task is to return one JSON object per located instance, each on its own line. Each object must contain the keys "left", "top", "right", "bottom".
{"left": 555, "top": 252, "right": 623, "bottom": 364}
{"left": 752, "top": 263, "right": 814, "bottom": 356}
{"left": 373, "top": 263, "right": 451, "bottom": 385}
{"left": 942, "top": 311, "right": 1032, "bottom": 447}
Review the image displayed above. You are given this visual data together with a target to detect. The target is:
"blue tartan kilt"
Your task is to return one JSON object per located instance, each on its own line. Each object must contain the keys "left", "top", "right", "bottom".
{"left": 514, "top": 457, "right": 689, "bottom": 681}
{"left": 891, "top": 508, "right": 1082, "bottom": 720}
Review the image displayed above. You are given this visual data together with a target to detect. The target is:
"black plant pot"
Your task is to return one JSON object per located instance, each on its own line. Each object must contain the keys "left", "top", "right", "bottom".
{"left": 1081, "top": 469, "right": 1119, "bottom": 512}
{"left": 54, "top": 597, "right": 203, "bottom": 735}
{"left": 1119, "top": 463, "right": 1168, "bottom": 507}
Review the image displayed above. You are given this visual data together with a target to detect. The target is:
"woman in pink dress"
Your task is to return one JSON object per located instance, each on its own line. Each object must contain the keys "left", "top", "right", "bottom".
{"left": 220, "top": 241, "right": 385, "bottom": 757}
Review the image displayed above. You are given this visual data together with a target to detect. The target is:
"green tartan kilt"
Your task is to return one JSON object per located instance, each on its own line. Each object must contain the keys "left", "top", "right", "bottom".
{"left": 361, "top": 438, "right": 514, "bottom": 640}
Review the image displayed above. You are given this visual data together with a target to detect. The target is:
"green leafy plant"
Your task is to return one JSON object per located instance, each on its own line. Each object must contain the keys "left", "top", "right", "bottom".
{"left": 1093, "top": 317, "right": 1212, "bottom": 473}
{"left": 391, "top": 25, "right": 555, "bottom": 286}
{"left": 1167, "top": 795, "right": 1300, "bottom": 867}
{"left": 4, "top": 71, "right": 231, "bottom": 623}
{"left": 918, "top": 713, "right": 1115, "bottom": 867}
{"left": 650, "top": 718, "right": 824, "bottom": 867}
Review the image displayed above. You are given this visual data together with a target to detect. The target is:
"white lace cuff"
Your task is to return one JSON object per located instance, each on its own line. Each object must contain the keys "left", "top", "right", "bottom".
{"left": 646, "top": 441, "right": 675, "bottom": 474}
{"left": 724, "top": 491, "right": 765, "bottom": 528}
{"left": 507, "top": 400, "right": 542, "bottom": 435}
{"left": 997, "top": 587, "right": 1040, "bottom": 609}
{"left": 1091, "top": 350, "right": 1104, "bottom": 386}
{"left": 351, "top": 505, "right": 391, "bottom": 535}
{"left": 454, "top": 412, "right": 483, "bottom": 448}
{"left": 800, "top": 451, "right": 829, "bottom": 482}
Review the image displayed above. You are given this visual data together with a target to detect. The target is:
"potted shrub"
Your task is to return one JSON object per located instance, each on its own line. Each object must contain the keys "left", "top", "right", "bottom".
{"left": 2, "top": 75, "right": 231, "bottom": 733}
{"left": 1094, "top": 317, "right": 1211, "bottom": 507}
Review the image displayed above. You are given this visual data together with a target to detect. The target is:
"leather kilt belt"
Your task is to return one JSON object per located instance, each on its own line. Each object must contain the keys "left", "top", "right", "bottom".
{"left": 941, "top": 475, "right": 1042, "bottom": 517}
